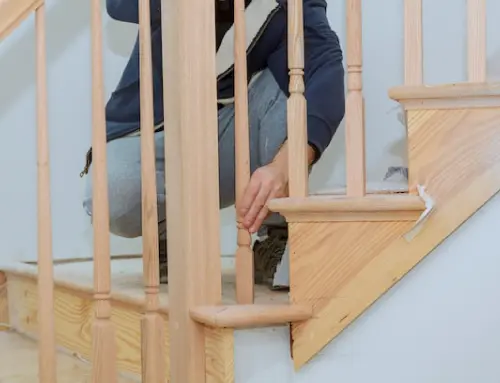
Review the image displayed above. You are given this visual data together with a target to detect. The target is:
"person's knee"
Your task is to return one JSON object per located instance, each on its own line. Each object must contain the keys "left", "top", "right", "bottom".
{"left": 109, "top": 211, "right": 142, "bottom": 238}
{"left": 82, "top": 192, "right": 142, "bottom": 239}
{"left": 83, "top": 183, "right": 142, "bottom": 238}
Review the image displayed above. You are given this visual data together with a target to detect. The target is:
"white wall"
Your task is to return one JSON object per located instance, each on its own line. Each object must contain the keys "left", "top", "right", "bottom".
{"left": 234, "top": 192, "right": 500, "bottom": 383}
{"left": 1, "top": 0, "right": 499, "bottom": 261}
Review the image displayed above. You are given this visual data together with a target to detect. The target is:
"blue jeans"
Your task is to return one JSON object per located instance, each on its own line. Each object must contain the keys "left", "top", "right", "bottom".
{"left": 83, "top": 68, "right": 287, "bottom": 239}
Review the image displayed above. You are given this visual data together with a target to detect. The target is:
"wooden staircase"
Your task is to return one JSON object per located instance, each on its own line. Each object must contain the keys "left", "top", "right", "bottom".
{"left": 269, "top": 82, "right": 500, "bottom": 368}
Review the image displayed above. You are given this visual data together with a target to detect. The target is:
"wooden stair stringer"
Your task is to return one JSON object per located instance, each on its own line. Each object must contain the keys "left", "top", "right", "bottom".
{"left": 0, "top": 0, "right": 43, "bottom": 41}
{"left": 277, "top": 83, "right": 500, "bottom": 369}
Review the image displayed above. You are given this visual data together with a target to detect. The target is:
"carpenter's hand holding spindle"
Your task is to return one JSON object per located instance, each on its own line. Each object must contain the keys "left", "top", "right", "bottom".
{"left": 238, "top": 143, "right": 290, "bottom": 234}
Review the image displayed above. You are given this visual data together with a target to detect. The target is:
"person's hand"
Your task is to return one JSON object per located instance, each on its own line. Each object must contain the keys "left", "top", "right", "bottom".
{"left": 238, "top": 162, "right": 288, "bottom": 234}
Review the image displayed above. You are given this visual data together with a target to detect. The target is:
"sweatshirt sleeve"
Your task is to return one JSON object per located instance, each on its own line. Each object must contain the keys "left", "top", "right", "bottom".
{"left": 266, "top": 5, "right": 345, "bottom": 162}
{"left": 106, "top": 0, "right": 162, "bottom": 25}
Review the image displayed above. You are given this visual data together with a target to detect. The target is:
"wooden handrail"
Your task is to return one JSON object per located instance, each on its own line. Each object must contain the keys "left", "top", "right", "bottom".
{"left": 0, "top": 0, "right": 42, "bottom": 41}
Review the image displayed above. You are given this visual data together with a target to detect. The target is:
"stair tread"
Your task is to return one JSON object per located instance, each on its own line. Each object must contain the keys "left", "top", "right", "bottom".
{"left": 269, "top": 193, "right": 425, "bottom": 213}
{"left": 190, "top": 303, "right": 312, "bottom": 328}
{"left": 389, "top": 81, "right": 500, "bottom": 100}
{"left": 1, "top": 257, "right": 289, "bottom": 311}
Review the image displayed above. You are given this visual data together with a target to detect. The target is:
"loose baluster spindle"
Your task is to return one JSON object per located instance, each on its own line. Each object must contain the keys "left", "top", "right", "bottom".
{"left": 287, "top": 0, "right": 309, "bottom": 197}
{"left": 404, "top": 0, "right": 423, "bottom": 85}
{"left": 234, "top": 0, "right": 254, "bottom": 304}
{"left": 345, "top": 0, "right": 366, "bottom": 197}
{"left": 90, "top": 0, "right": 117, "bottom": 381}
{"left": 35, "top": 4, "right": 57, "bottom": 382}
{"left": 467, "top": 0, "right": 486, "bottom": 82}
{"left": 139, "top": 0, "right": 165, "bottom": 380}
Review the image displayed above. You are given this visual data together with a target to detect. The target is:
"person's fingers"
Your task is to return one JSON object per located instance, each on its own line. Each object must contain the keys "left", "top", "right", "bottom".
{"left": 238, "top": 176, "right": 261, "bottom": 221}
{"left": 244, "top": 184, "right": 271, "bottom": 229}
{"left": 250, "top": 205, "right": 270, "bottom": 233}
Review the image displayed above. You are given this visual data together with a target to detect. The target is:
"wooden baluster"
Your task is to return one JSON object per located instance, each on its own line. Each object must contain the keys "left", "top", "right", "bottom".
{"left": 404, "top": 0, "right": 423, "bottom": 85}
{"left": 345, "top": 0, "right": 366, "bottom": 197}
{"left": 234, "top": 0, "right": 254, "bottom": 304}
{"left": 35, "top": 4, "right": 57, "bottom": 382}
{"left": 287, "top": 0, "right": 309, "bottom": 197}
{"left": 467, "top": 0, "right": 486, "bottom": 82}
{"left": 90, "top": 0, "right": 117, "bottom": 381}
{"left": 139, "top": 0, "right": 165, "bottom": 380}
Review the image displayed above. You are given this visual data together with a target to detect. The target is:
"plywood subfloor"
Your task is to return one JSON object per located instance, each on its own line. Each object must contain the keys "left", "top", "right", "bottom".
{"left": 0, "top": 331, "right": 137, "bottom": 382}
{"left": 8, "top": 258, "right": 288, "bottom": 307}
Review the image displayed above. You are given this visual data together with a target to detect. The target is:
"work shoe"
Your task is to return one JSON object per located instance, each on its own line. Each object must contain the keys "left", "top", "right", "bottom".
{"left": 159, "top": 238, "right": 168, "bottom": 284}
{"left": 253, "top": 226, "right": 288, "bottom": 289}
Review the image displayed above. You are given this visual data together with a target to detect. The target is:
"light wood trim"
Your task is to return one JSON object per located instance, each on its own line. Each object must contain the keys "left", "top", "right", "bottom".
{"left": 35, "top": 4, "right": 57, "bottom": 382}
{"left": 162, "top": 0, "right": 222, "bottom": 381}
{"left": 404, "top": 0, "right": 423, "bottom": 85}
{"left": 389, "top": 82, "right": 500, "bottom": 100}
{"left": 234, "top": 0, "right": 254, "bottom": 305}
{"left": 205, "top": 328, "right": 234, "bottom": 383}
{"left": 345, "top": 0, "right": 366, "bottom": 197}
{"left": 191, "top": 304, "right": 312, "bottom": 328}
{"left": 278, "top": 210, "right": 423, "bottom": 223}
{"left": 138, "top": 0, "right": 165, "bottom": 380}
{"left": 0, "top": 0, "right": 43, "bottom": 41}
{"left": 389, "top": 83, "right": 500, "bottom": 110}
{"left": 269, "top": 194, "right": 425, "bottom": 213}
{"left": 467, "top": 0, "right": 486, "bottom": 82}
{"left": 287, "top": 0, "right": 309, "bottom": 197}
{"left": 90, "top": 0, "right": 117, "bottom": 379}
{"left": 0, "top": 272, "right": 8, "bottom": 329}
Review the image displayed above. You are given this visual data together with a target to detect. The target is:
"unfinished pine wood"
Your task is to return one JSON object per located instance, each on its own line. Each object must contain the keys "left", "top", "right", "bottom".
{"left": 205, "top": 328, "right": 234, "bottom": 383}
{"left": 467, "top": 0, "right": 486, "bottom": 82}
{"left": 287, "top": 0, "right": 309, "bottom": 197}
{"left": 0, "top": 0, "right": 43, "bottom": 41}
{"left": 345, "top": 0, "right": 366, "bottom": 197}
{"left": 288, "top": 105, "right": 500, "bottom": 369}
{"left": 233, "top": 0, "right": 254, "bottom": 305}
{"left": 90, "top": 0, "right": 117, "bottom": 379}
{"left": 162, "top": 0, "right": 222, "bottom": 379}
{"left": 138, "top": 0, "right": 165, "bottom": 380}
{"left": 404, "top": 0, "right": 423, "bottom": 85}
{"left": 0, "top": 272, "right": 7, "bottom": 329}
{"left": 0, "top": 331, "right": 137, "bottom": 383}
{"left": 7, "top": 273, "right": 170, "bottom": 378}
{"left": 35, "top": 3, "right": 58, "bottom": 382}
{"left": 389, "top": 82, "right": 500, "bottom": 101}
{"left": 190, "top": 304, "right": 311, "bottom": 328}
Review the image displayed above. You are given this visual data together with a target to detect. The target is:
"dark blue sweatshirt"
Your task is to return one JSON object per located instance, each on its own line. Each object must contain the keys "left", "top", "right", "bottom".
{"left": 84, "top": 0, "right": 344, "bottom": 171}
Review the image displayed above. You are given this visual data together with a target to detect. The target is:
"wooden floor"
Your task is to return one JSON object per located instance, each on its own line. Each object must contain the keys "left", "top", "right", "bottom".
{"left": 18, "top": 257, "right": 289, "bottom": 306}
{"left": 0, "top": 331, "right": 137, "bottom": 382}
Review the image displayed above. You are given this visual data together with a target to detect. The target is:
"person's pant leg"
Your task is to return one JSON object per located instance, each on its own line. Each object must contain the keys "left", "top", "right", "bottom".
{"left": 82, "top": 132, "right": 166, "bottom": 239}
